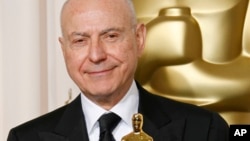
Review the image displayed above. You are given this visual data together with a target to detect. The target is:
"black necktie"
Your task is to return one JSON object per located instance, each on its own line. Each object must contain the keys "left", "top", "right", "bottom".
{"left": 98, "top": 112, "right": 121, "bottom": 141}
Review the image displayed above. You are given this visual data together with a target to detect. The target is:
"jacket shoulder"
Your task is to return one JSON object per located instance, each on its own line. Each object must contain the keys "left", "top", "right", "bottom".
{"left": 12, "top": 105, "right": 68, "bottom": 133}
{"left": 137, "top": 83, "right": 226, "bottom": 120}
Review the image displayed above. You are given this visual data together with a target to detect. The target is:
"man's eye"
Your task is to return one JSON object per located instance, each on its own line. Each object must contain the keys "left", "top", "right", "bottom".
{"left": 71, "top": 38, "right": 88, "bottom": 48}
{"left": 108, "top": 34, "right": 117, "bottom": 38}
{"left": 104, "top": 33, "right": 119, "bottom": 42}
{"left": 73, "top": 38, "right": 88, "bottom": 44}
{"left": 74, "top": 39, "right": 84, "bottom": 43}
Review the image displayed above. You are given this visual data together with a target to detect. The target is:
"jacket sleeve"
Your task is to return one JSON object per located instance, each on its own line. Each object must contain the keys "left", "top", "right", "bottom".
{"left": 7, "top": 129, "right": 18, "bottom": 141}
{"left": 207, "top": 112, "right": 229, "bottom": 141}
{"left": 183, "top": 111, "right": 229, "bottom": 141}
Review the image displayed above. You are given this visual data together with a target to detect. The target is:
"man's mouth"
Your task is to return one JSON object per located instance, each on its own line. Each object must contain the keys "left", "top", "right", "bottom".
{"left": 86, "top": 66, "right": 116, "bottom": 76}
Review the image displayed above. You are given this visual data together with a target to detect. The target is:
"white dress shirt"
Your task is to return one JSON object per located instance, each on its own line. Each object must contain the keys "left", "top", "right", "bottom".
{"left": 80, "top": 80, "right": 139, "bottom": 141}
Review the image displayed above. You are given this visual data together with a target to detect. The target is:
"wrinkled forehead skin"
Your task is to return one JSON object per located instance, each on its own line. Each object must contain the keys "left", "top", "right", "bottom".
{"left": 60, "top": 0, "right": 136, "bottom": 36}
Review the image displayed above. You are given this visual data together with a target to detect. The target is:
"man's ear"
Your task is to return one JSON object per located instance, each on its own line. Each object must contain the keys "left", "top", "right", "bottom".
{"left": 135, "top": 23, "right": 147, "bottom": 57}
{"left": 59, "top": 37, "right": 66, "bottom": 56}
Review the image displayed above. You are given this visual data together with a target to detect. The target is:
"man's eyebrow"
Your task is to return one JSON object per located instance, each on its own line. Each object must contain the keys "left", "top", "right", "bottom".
{"left": 69, "top": 27, "right": 124, "bottom": 37}
{"left": 100, "top": 27, "right": 124, "bottom": 35}
{"left": 71, "top": 32, "right": 90, "bottom": 37}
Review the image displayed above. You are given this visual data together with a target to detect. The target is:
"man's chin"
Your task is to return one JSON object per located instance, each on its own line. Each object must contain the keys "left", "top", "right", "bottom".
{"left": 85, "top": 87, "right": 116, "bottom": 97}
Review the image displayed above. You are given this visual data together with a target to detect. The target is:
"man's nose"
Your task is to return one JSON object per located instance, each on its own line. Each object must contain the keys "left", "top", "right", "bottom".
{"left": 88, "top": 40, "right": 107, "bottom": 63}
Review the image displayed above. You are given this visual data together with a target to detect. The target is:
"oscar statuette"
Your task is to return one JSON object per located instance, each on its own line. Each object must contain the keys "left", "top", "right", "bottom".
{"left": 121, "top": 113, "right": 153, "bottom": 141}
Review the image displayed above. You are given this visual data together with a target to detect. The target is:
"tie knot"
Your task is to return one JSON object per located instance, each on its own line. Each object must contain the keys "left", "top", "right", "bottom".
{"left": 98, "top": 112, "right": 121, "bottom": 133}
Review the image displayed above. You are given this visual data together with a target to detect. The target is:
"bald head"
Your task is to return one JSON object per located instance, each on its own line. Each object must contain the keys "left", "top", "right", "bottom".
{"left": 60, "top": 0, "right": 137, "bottom": 37}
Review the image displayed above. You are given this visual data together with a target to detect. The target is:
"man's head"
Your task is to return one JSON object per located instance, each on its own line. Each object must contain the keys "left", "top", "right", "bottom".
{"left": 59, "top": 0, "right": 146, "bottom": 109}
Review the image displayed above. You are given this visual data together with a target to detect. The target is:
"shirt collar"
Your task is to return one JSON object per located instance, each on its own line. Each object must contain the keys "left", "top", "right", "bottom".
{"left": 80, "top": 80, "right": 139, "bottom": 134}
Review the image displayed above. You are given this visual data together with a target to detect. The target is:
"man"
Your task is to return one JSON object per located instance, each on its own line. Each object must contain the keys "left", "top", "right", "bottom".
{"left": 7, "top": 0, "right": 229, "bottom": 141}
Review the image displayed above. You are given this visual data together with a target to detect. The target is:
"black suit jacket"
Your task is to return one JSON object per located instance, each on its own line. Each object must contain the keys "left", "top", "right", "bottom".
{"left": 7, "top": 84, "right": 229, "bottom": 141}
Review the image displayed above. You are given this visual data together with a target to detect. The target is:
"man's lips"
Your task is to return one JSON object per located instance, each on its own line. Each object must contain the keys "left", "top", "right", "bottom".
{"left": 85, "top": 66, "right": 116, "bottom": 75}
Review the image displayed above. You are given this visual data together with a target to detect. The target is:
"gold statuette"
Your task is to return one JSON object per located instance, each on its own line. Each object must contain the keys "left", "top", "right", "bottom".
{"left": 121, "top": 113, "right": 153, "bottom": 141}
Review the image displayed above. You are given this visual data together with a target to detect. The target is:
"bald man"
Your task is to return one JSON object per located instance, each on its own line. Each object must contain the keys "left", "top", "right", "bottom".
{"left": 7, "top": 0, "right": 229, "bottom": 141}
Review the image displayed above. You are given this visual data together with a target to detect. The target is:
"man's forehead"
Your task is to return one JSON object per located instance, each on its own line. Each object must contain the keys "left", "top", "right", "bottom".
{"left": 62, "top": 0, "right": 131, "bottom": 24}
{"left": 64, "top": 26, "right": 126, "bottom": 39}
{"left": 60, "top": 0, "right": 135, "bottom": 37}
{"left": 63, "top": 0, "right": 128, "bottom": 13}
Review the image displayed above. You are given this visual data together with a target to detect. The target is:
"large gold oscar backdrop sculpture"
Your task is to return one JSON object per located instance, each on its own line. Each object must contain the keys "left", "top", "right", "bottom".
{"left": 134, "top": 0, "right": 250, "bottom": 124}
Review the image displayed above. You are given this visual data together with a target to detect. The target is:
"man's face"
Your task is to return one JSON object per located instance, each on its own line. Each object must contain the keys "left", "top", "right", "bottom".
{"left": 59, "top": 0, "right": 145, "bottom": 103}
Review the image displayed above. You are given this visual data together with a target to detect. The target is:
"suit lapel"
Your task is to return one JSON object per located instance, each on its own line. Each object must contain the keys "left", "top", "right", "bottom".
{"left": 38, "top": 95, "right": 89, "bottom": 141}
{"left": 38, "top": 132, "right": 68, "bottom": 141}
{"left": 137, "top": 83, "right": 186, "bottom": 141}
